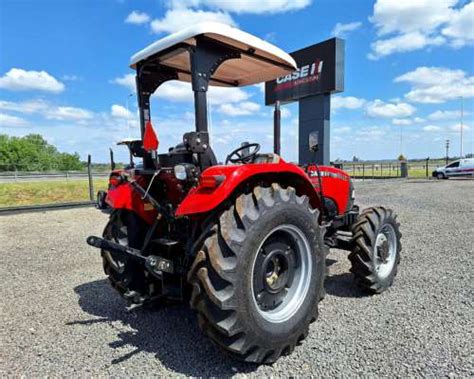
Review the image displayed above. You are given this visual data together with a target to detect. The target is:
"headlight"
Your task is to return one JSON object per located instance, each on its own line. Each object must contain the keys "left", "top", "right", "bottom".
{"left": 174, "top": 165, "right": 187, "bottom": 180}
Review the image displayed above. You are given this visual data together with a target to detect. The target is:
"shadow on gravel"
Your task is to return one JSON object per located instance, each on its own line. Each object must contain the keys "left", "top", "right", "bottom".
{"left": 70, "top": 279, "right": 258, "bottom": 376}
{"left": 325, "top": 272, "right": 367, "bottom": 298}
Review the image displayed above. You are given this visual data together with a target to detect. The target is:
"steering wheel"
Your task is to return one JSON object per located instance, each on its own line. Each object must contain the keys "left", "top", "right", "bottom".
{"left": 225, "top": 143, "right": 261, "bottom": 164}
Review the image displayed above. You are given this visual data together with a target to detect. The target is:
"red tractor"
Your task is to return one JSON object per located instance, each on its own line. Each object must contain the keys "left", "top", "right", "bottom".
{"left": 87, "top": 23, "right": 401, "bottom": 363}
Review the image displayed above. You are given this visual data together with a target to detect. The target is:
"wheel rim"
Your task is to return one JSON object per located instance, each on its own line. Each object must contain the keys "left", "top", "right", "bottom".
{"left": 251, "top": 224, "right": 312, "bottom": 323}
{"left": 103, "top": 220, "right": 127, "bottom": 273}
{"left": 374, "top": 224, "right": 397, "bottom": 279}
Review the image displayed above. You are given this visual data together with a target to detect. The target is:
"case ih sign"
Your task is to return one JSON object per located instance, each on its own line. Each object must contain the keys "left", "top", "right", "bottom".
{"left": 265, "top": 38, "right": 344, "bottom": 105}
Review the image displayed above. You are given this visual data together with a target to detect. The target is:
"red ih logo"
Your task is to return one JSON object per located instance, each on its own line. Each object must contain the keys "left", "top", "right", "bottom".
{"left": 275, "top": 59, "right": 323, "bottom": 92}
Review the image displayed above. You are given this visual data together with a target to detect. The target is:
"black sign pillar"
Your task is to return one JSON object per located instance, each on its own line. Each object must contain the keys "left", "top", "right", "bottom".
{"left": 299, "top": 94, "right": 330, "bottom": 165}
{"left": 265, "top": 38, "right": 344, "bottom": 166}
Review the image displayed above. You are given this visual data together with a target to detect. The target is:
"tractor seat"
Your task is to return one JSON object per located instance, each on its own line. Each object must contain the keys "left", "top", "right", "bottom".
{"left": 254, "top": 153, "right": 281, "bottom": 164}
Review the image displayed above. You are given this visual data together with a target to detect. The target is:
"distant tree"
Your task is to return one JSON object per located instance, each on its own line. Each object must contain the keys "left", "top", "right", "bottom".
{"left": 352, "top": 155, "right": 360, "bottom": 162}
{"left": 397, "top": 154, "right": 407, "bottom": 161}
{"left": 0, "top": 134, "right": 83, "bottom": 171}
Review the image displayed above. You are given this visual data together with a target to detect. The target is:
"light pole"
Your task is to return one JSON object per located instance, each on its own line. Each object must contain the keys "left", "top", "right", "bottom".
{"left": 445, "top": 139, "right": 450, "bottom": 166}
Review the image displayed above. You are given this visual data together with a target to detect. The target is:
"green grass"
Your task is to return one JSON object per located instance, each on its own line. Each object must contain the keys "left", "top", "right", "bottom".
{"left": 0, "top": 179, "right": 108, "bottom": 207}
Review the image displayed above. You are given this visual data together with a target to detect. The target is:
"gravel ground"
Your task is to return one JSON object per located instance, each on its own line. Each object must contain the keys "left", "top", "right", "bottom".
{"left": 1, "top": 179, "right": 473, "bottom": 377}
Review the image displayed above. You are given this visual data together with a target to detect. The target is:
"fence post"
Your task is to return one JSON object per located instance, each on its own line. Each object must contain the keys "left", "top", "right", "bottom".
{"left": 372, "top": 164, "right": 375, "bottom": 179}
{"left": 397, "top": 163, "right": 399, "bottom": 177}
{"left": 425, "top": 158, "right": 429, "bottom": 178}
{"left": 380, "top": 163, "right": 383, "bottom": 177}
{"left": 362, "top": 163, "right": 365, "bottom": 180}
{"left": 87, "top": 154, "right": 94, "bottom": 201}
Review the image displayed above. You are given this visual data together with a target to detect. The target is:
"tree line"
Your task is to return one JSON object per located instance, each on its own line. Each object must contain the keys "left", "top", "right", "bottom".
{"left": 0, "top": 134, "right": 84, "bottom": 171}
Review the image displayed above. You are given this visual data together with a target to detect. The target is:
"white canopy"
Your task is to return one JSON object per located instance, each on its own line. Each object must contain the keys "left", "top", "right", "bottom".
{"left": 130, "top": 22, "right": 297, "bottom": 87}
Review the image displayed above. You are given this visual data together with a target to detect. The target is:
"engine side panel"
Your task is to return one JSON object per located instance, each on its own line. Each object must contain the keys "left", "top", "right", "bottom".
{"left": 306, "top": 165, "right": 352, "bottom": 215}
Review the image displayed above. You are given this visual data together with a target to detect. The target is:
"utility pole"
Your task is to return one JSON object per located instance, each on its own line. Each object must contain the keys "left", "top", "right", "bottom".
{"left": 460, "top": 96, "right": 464, "bottom": 158}
{"left": 445, "top": 139, "right": 450, "bottom": 165}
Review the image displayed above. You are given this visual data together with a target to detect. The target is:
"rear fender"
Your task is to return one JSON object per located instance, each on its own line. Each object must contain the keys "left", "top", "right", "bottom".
{"left": 175, "top": 161, "right": 321, "bottom": 216}
{"left": 106, "top": 182, "right": 157, "bottom": 224}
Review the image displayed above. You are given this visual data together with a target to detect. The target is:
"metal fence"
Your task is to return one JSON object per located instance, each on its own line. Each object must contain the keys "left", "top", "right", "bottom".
{"left": 333, "top": 160, "right": 446, "bottom": 179}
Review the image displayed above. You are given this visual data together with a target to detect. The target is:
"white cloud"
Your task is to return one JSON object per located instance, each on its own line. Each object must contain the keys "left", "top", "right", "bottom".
{"left": 332, "top": 96, "right": 366, "bottom": 110}
{"left": 0, "top": 113, "right": 29, "bottom": 127}
{"left": 159, "top": 81, "right": 250, "bottom": 105}
{"left": 423, "top": 125, "right": 441, "bottom": 132}
{"left": 441, "top": 2, "right": 474, "bottom": 48}
{"left": 428, "top": 110, "right": 469, "bottom": 121}
{"left": 392, "top": 118, "right": 412, "bottom": 126}
{"left": 111, "top": 104, "right": 133, "bottom": 119}
{"left": 392, "top": 117, "right": 425, "bottom": 125}
{"left": 0, "top": 99, "right": 93, "bottom": 121}
{"left": 332, "top": 21, "right": 362, "bottom": 38}
{"left": 169, "top": 0, "right": 311, "bottom": 14}
{"left": 218, "top": 101, "right": 260, "bottom": 116}
{"left": 150, "top": 8, "right": 236, "bottom": 34}
{"left": 450, "top": 123, "right": 471, "bottom": 132}
{"left": 110, "top": 74, "right": 136, "bottom": 92}
{"left": 111, "top": 75, "right": 250, "bottom": 105}
{"left": 0, "top": 68, "right": 65, "bottom": 93}
{"left": 62, "top": 74, "right": 80, "bottom": 81}
{"left": 370, "top": 0, "right": 455, "bottom": 36}
{"left": 413, "top": 117, "right": 426, "bottom": 123}
{"left": 255, "top": 83, "right": 265, "bottom": 94}
{"left": 125, "top": 11, "right": 151, "bottom": 25}
{"left": 368, "top": 0, "right": 473, "bottom": 58}
{"left": 280, "top": 107, "right": 291, "bottom": 118}
{"left": 368, "top": 32, "right": 445, "bottom": 60}
{"left": 366, "top": 99, "right": 416, "bottom": 118}
{"left": 0, "top": 99, "right": 49, "bottom": 114}
{"left": 43, "top": 106, "right": 94, "bottom": 121}
{"left": 395, "top": 66, "right": 474, "bottom": 104}
{"left": 333, "top": 126, "right": 351, "bottom": 134}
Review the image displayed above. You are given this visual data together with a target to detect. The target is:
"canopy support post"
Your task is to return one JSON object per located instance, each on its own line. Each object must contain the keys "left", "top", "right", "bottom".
{"left": 274, "top": 100, "right": 281, "bottom": 155}
{"left": 190, "top": 37, "right": 241, "bottom": 134}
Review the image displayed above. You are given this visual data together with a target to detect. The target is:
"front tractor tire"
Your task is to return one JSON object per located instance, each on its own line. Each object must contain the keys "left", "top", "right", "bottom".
{"left": 349, "top": 207, "right": 402, "bottom": 294}
{"left": 188, "top": 184, "right": 327, "bottom": 363}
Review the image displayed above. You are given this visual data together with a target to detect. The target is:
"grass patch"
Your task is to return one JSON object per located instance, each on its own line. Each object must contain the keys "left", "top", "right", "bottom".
{"left": 0, "top": 179, "right": 108, "bottom": 207}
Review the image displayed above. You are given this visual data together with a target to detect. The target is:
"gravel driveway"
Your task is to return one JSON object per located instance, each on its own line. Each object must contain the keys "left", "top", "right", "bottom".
{"left": 1, "top": 179, "right": 473, "bottom": 377}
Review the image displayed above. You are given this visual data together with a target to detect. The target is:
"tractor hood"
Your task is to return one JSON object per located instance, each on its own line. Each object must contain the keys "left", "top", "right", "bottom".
{"left": 129, "top": 22, "right": 297, "bottom": 87}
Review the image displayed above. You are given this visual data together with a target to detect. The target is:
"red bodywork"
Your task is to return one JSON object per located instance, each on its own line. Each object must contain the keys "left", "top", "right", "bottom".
{"left": 305, "top": 164, "right": 352, "bottom": 214}
{"left": 176, "top": 159, "right": 318, "bottom": 216}
{"left": 106, "top": 158, "right": 352, "bottom": 222}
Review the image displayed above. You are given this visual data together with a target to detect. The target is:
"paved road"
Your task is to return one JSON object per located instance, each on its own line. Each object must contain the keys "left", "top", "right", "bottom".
{"left": 1, "top": 179, "right": 473, "bottom": 376}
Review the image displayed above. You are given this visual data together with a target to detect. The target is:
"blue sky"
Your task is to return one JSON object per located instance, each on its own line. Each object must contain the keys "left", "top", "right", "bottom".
{"left": 1, "top": 0, "right": 473, "bottom": 163}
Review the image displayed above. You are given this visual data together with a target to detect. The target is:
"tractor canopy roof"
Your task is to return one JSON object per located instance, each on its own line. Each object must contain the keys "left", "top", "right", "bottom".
{"left": 129, "top": 22, "right": 297, "bottom": 87}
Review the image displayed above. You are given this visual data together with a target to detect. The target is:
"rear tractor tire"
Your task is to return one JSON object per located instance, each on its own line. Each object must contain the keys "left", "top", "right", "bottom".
{"left": 188, "top": 184, "right": 327, "bottom": 363}
{"left": 101, "top": 210, "right": 151, "bottom": 305}
{"left": 349, "top": 207, "right": 401, "bottom": 293}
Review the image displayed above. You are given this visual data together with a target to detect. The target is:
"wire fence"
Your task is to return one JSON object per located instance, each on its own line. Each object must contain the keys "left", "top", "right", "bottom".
{"left": 339, "top": 160, "right": 446, "bottom": 179}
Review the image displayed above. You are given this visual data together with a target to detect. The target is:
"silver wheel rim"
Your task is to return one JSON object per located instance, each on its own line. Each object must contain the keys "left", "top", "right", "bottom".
{"left": 251, "top": 224, "right": 313, "bottom": 323}
{"left": 374, "top": 224, "right": 397, "bottom": 279}
{"left": 104, "top": 223, "right": 127, "bottom": 273}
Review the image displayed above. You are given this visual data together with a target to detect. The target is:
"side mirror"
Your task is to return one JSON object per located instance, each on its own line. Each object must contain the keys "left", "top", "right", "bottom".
{"left": 309, "top": 132, "right": 319, "bottom": 152}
